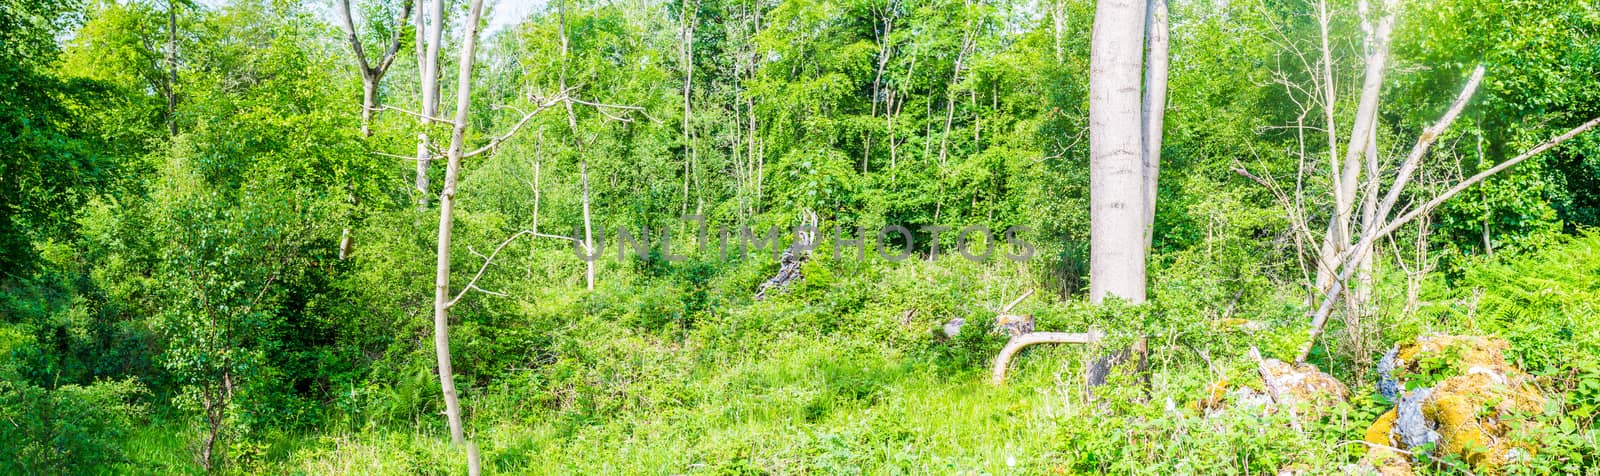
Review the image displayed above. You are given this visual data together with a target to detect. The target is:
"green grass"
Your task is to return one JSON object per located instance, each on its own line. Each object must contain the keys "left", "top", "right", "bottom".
{"left": 95, "top": 236, "right": 1600, "bottom": 474}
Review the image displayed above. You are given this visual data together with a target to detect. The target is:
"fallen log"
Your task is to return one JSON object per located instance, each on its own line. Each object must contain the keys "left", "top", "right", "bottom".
{"left": 991, "top": 330, "right": 1103, "bottom": 385}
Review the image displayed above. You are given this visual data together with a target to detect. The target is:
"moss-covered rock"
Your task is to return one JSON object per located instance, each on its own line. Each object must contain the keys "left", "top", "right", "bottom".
{"left": 1363, "top": 334, "right": 1546, "bottom": 474}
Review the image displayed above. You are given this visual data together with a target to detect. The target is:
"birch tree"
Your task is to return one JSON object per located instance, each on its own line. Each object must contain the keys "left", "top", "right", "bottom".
{"left": 424, "top": 0, "right": 643, "bottom": 449}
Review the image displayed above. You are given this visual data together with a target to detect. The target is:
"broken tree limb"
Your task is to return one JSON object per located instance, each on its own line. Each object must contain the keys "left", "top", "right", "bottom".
{"left": 1250, "top": 346, "right": 1304, "bottom": 432}
{"left": 991, "top": 330, "right": 1103, "bottom": 385}
{"left": 1296, "top": 115, "right": 1600, "bottom": 364}
{"left": 754, "top": 211, "right": 818, "bottom": 301}
{"left": 1001, "top": 288, "right": 1034, "bottom": 313}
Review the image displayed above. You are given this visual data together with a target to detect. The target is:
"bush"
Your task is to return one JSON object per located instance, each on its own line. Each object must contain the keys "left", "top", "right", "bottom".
{"left": 0, "top": 377, "right": 149, "bottom": 473}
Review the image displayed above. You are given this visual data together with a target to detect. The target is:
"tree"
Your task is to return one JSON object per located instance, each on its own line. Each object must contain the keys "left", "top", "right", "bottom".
{"left": 1088, "top": 0, "right": 1148, "bottom": 304}
{"left": 335, "top": 0, "right": 414, "bottom": 138}
{"left": 0, "top": 0, "right": 108, "bottom": 275}
{"left": 1140, "top": 0, "right": 1167, "bottom": 255}
{"left": 423, "top": 0, "right": 640, "bottom": 456}
{"left": 414, "top": 0, "right": 444, "bottom": 209}
{"left": 431, "top": 0, "right": 486, "bottom": 448}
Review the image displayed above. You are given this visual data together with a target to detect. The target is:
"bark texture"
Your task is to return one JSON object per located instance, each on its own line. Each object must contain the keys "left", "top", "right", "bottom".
{"left": 1088, "top": 0, "right": 1148, "bottom": 304}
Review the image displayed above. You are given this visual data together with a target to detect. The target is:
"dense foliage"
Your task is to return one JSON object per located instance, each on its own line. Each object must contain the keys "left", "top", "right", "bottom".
{"left": 1, "top": 0, "right": 1596, "bottom": 473}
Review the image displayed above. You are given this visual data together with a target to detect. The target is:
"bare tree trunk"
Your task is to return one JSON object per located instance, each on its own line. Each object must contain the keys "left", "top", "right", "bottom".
{"left": 532, "top": 133, "right": 542, "bottom": 234}
{"left": 1313, "top": 0, "right": 1394, "bottom": 294}
{"left": 1140, "top": 0, "right": 1168, "bottom": 255}
{"left": 582, "top": 158, "right": 596, "bottom": 291}
{"left": 417, "top": 0, "right": 445, "bottom": 210}
{"left": 360, "top": 80, "right": 376, "bottom": 137}
{"left": 680, "top": 0, "right": 699, "bottom": 215}
{"left": 433, "top": 0, "right": 488, "bottom": 446}
{"left": 1088, "top": 0, "right": 1148, "bottom": 304}
{"left": 1310, "top": 0, "right": 1339, "bottom": 302}
{"left": 166, "top": 0, "right": 178, "bottom": 137}
{"left": 557, "top": 0, "right": 596, "bottom": 292}
{"left": 866, "top": 3, "right": 896, "bottom": 172}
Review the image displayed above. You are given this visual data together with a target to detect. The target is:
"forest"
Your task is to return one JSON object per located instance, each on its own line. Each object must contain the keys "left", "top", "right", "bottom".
{"left": 3, "top": 0, "right": 1599, "bottom": 473}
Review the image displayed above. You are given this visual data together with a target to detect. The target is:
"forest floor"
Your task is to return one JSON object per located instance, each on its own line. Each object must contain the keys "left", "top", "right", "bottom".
{"left": 117, "top": 235, "right": 1600, "bottom": 475}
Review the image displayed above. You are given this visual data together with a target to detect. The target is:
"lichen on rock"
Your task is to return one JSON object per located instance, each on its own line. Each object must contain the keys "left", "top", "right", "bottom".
{"left": 1360, "top": 334, "right": 1547, "bottom": 474}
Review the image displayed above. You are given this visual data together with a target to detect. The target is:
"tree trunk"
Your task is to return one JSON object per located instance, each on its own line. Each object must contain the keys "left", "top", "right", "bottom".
{"left": 361, "top": 78, "right": 376, "bottom": 137}
{"left": 166, "top": 0, "right": 178, "bottom": 137}
{"left": 417, "top": 0, "right": 445, "bottom": 210}
{"left": 582, "top": 158, "right": 595, "bottom": 291}
{"left": 433, "top": 0, "right": 488, "bottom": 446}
{"left": 1088, "top": 0, "right": 1148, "bottom": 304}
{"left": 1314, "top": 0, "right": 1394, "bottom": 294}
{"left": 680, "top": 0, "right": 699, "bottom": 216}
{"left": 558, "top": 0, "right": 596, "bottom": 292}
{"left": 1140, "top": 0, "right": 1168, "bottom": 255}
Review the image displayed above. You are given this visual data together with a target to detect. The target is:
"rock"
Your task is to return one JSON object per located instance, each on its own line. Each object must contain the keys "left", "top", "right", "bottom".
{"left": 1361, "top": 334, "right": 1547, "bottom": 474}
{"left": 1377, "top": 345, "right": 1401, "bottom": 400}
{"left": 1190, "top": 354, "right": 1346, "bottom": 422}
{"left": 1257, "top": 357, "right": 1349, "bottom": 417}
{"left": 942, "top": 318, "right": 965, "bottom": 338}
{"left": 994, "top": 313, "right": 1035, "bottom": 337}
{"left": 1422, "top": 372, "right": 1544, "bottom": 469}
{"left": 1393, "top": 387, "right": 1440, "bottom": 451}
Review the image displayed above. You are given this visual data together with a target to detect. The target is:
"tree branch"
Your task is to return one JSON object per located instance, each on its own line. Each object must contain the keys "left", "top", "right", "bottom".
{"left": 374, "top": 0, "right": 415, "bottom": 74}
{"left": 447, "top": 230, "right": 535, "bottom": 308}
{"left": 991, "top": 330, "right": 1103, "bottom": 385}
{"left": 337, "top": 0, "right": 415, "bottom": 78}
{"left": 461, "top": 95, "right": 569, "bottom": 159}
{"left": 375, "top": 105, "right": 456, "bottom": 124}
{"left": 335, "top": 0, "right": 373, "bottom": 75}
{"left": 1296, "top": 115, "right": 1600, "bottom": 363}
{"left": 1370, "top": 65, "right": 1484, "bottom": 229}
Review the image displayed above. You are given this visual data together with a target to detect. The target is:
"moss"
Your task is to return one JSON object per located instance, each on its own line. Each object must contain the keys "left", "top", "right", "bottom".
{"left": 1415, "top": 349, "right": 1546, "bottom": 473}
{"left": 1191, "top": 379, "right": 1231, "bottom": 413}
{"left": 1364, "top": 409, "right": 1397, "bottom": 447}
{"left": 1425, "top": 391, "right": 1490, "bottom": 467}
{"left": 1367, "top": 335, "right": 1549, "bottom": 474}
{"left": 1398, "top": 335, "right": 1513, "bottom": 377}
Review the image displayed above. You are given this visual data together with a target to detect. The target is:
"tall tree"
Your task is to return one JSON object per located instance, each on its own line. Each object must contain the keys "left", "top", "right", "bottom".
{"left": 415, "top": 0, "right": 444, "bottom": 209}
{"left": 1140, "top": 0, "right": 1167, "bottom": 254}
{"left": 1088, "top": 0, "right": 1148, "bottom": 304}
{"left": 433, "top": 0, "right": 484, "bottom": 446}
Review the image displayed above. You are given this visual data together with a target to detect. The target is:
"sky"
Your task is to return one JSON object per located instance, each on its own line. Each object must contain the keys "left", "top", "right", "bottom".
{"left": 483, "top": 0, "right": 542, "bottom": 35}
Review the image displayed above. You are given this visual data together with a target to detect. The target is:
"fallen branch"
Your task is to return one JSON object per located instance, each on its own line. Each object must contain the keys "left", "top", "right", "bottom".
{"left": 1249, "top": 346, "right": 1303, "bottom": 432}
{"left": 991, "top": 330, "right": 1103, "bottom": 385}
{"left": 1296, "top": 115, "right": 1600, "bottom": 363}
{"left": 1001, "top": 288, "right": 1034, "bottom": 313}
